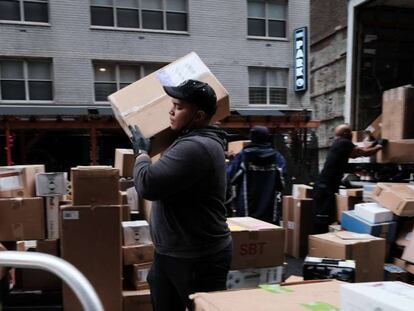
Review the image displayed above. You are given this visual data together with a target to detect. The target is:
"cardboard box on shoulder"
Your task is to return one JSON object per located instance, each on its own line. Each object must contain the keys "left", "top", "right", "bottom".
{"left": 0, "top": 197, "right": 45, "bottom": 241}
{"left": 60, "top": 204, "right": 122, "bottom": 311}
{"left": 191, "top": 280, "right": 342, "bottom": 311}
{"left": 71, "top": 166, "right": 119, "bottom": 205}
{"left": 109, "top": 52, "right": 230, "bottom": 156}
{"left": 308, "top": 231, "right": 386, "bottom": 282}
{"left": 282, "top": 196, "right": 313, "bottom": 258}
{"left": 227, "top": 217, "right": 284, "bottom": 270}
{"left": 341, "top": 281, "right": 414, "bottom": 311}
{"left": 15, "top": 240, "right": 61, "bottom": 291}
{"left": 377, "top": 139, "right": 414, "bottom": 163}
{"left": 372, "top": 183, "right": 414, "bottom": 216}
{"left": 123, "top": 290, "right": 152, "bottom": 311}
{"left": 382, "top": 85, "right": 414, "bottom": 140}
{"left": 0, "top": 165, "right": 45, "bottom": 197}
{"left": 114, "top": 149, "right": 135, "bottom": 178}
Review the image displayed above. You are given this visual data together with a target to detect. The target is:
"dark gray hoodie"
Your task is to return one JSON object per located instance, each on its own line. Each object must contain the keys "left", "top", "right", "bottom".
{"left": 134, "top": 127, "right": 232, "bottom": 258}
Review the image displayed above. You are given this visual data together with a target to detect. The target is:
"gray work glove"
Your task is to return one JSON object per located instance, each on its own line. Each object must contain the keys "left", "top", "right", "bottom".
{"left": 128, "top": 125, "right": 151, "bottom": 156}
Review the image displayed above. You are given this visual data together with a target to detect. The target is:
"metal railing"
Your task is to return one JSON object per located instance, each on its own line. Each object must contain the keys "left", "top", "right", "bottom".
{"left": 0, "top": 251, "right": 104, "bottom": 311}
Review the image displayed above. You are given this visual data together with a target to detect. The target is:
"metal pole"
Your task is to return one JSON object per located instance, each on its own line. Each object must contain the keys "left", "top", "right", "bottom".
{"left": 0, "top": 251, "right": 104, "bottom": 311}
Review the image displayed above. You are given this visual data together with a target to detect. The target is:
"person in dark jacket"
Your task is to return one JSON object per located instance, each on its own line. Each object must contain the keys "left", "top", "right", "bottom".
{"left": 130, "top": 79, "right": 232, "bottom": 311}
{"left": 227, "top": 126, "right": 286, "bottom": 224}
{"left": 313, "top": 124, "right": 387, "bottom": 233}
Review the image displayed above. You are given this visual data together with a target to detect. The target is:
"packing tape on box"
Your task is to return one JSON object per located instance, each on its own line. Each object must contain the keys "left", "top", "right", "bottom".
{"left": 121, "top": 94, "right": 165, "bottom": 118}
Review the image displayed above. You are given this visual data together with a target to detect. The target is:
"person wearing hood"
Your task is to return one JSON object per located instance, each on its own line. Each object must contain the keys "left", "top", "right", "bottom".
{"left": 130, "top": 79, "right": 232, "bottom": 311}
{"left": 227, "top": 126, "right": 286, "bottom": 224}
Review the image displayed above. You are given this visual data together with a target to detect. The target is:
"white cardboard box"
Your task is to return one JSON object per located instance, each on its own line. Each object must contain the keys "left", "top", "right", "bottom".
{"left": 226, "top": 266, "right": 283, "bottom": 290}
{"left": 126, "top": 187, "right": 139, "bottom": 212}
{"left": 35, "top": 172, "right": 67, "bottom": 196}
{"left": 341, "top": 281, "right": 414, "bottom": 311}
{"left": 122, "top": 220, "right": 152, "bottom": 246}
{"left": 354, "top": 202, "right": 393, "bottom": 224}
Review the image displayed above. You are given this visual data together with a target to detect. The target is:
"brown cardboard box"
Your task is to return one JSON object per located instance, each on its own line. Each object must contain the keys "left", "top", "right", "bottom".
{"left": 71, "top": 166, "right": 119, "bottom": 205}
{"left": 191, "top": 280, "right": 341, "bottom": 311}
{"left": 365, "top": 114, "right": 382, "bottom": 139}
{"left": 376, "top": 139, "right": 414, "bottom": 163}
{"left": 282, "top": 196, "right": 313, "bottom": 258}
{"left": 109, "top": 52, "right": 230, "bottom": 156}
{"left": 394, "top": 257, "right": 414, "bottom": 275}
{"left": 335, "top": 194, "right": 363, "bottom": 223}
{"left": 118, "top": 193, "right": 131, "bottom": 221}
{"left": 61, "top": 205, "right": 122, "bottom": 311}
{"left": 227, "top": 217, "right": 284, "bottom": 269}
{"left": 126, "top": 263, "right": 151, "bottom": 290}
{"left": 292, "top": 184, "right": 313, "bottom": 199}
{"left": 228, "top": 140, "right": 250, "bottom": 155}
{"left": 338, "top": 188, "right": 363, "bottom": 197}
{"left": 352, "top": 131, "right": 365, "bottom": 143}
{"left": 123, "top": 290, "right": 152, "bottom": 311}
{"left": 123, "top": 244, "right": 154, "bottom": 266}
{"left": 15, "top": 240, "right": 61, "bottom": 291}
{"left": 372, "top": 183, "right": 414, "bottom": 216}
{"left": 0, "top": 197, "right": 45, "bottom": 241}
{"left": 382, "top": 85, "right": 414, "bottom": 140}
{"left": 308, "top": 231, "right": 386, "bottom": 282}
{"left": 114, "top": 149, "right": 135, "bottom": 178}
{"left": 0, "top": 165, "right": 45, "bottom": 198}
{"left": 402, "top": 228, "right": 414, "bottom": 264}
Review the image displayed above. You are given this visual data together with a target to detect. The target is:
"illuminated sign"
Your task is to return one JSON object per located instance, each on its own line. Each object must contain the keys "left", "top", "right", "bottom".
{"left": 294, "top": 27, "right": 307, "bottom": 92}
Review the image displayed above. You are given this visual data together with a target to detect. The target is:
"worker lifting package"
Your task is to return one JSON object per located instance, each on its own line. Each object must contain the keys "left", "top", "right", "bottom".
{"left": 109, "top": 52, "right": 230, "bottom": 156}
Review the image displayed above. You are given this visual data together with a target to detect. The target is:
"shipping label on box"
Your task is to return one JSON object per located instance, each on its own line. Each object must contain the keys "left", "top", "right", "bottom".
{"left": 227, "top": 217, "right": 284, "bottom": 270}
{"left": 226, "top": 266, "right": 283, "bottom": 290}
{"left": 35, "top": 172, "right": 67, "bottom": 196}
{"left": 0, "top": 169, "right": 23, "bottom": 191}
{"left": 122, "top": 220, "right": 152, "bottom": 246}
{"left": 372, "top": 183, "right": 414, "bottom": 216}
{"left": 109, "top": 52, "right": 230, "bottom": 156}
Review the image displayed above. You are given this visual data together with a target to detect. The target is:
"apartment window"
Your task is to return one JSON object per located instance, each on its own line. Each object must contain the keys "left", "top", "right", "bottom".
{"left": 249, "top": 67, "right": 288, "bottom": 105}
{"left": 0, "top": 59, "right": 52, "bottom": 101}
{"left": 247, "top": 0, "right": 286, "bottom": 38}
{"left": 94, "top": 62, "right": 164, "bottom": 101}
{"left": 91, "top": 0, "right": 187, "bottom": 31}
{"left": 0, "top": 0, "right": 48, "bottom": 23}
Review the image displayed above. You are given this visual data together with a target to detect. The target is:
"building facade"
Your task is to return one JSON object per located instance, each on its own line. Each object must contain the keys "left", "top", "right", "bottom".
{"left": 0, "top": 0, "right": 310, "bottom": 169}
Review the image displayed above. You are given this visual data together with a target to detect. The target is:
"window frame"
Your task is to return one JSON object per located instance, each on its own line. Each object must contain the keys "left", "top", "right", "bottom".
{"left": 0, "top": 58, "right": 54, "bottom": 103}
{"left": 248, "top": 67, "right": 289, "bottom": 106}
{"left": 93, "top": 61, "right": 164, "bottom": 102}
{"left": 0, "top": 0, "right": 50, "bottom": 25}
{"left": 90, "top": 0, "right": 188, "bottom": 33}
{"left": 247, "top": 0, "right": 287, "bottom": 39}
